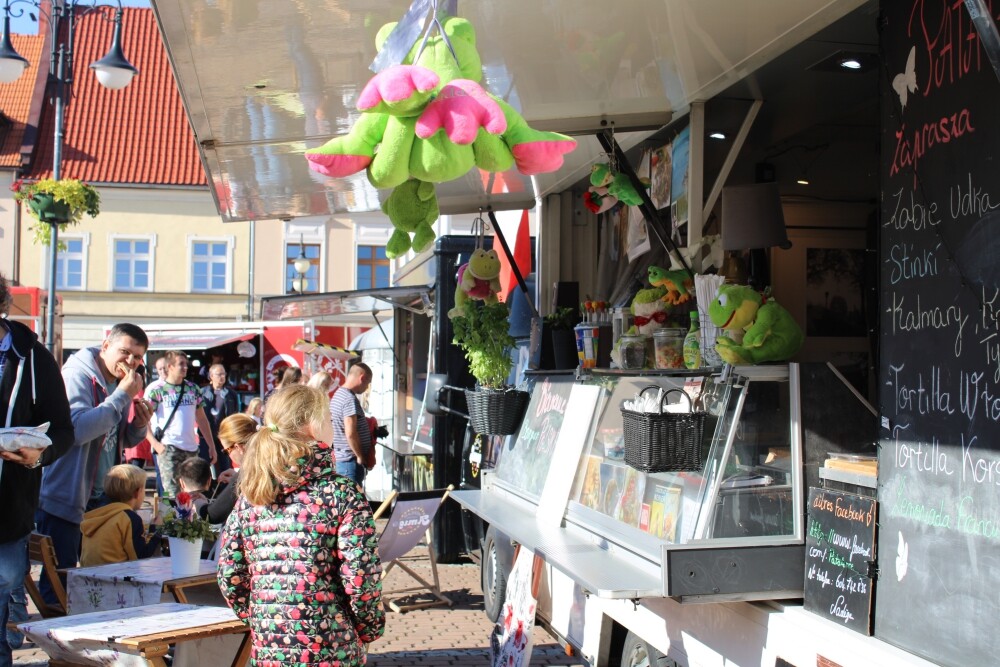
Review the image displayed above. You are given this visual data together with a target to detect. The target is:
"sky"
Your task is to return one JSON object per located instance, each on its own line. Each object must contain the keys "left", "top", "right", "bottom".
{"left": 9, "top": 0, "right": 150, "bottom": 34}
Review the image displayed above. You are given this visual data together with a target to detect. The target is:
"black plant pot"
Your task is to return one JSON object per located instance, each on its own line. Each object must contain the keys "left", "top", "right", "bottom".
{"left": 549, "top": 328, "right": 578, "bottom": 370}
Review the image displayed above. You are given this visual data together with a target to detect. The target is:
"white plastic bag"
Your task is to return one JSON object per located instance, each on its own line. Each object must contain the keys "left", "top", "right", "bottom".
{"left": 490, "top": 546, "right": 543, "bottom": 667}
{"left": 0, "top": 422, "right": 51, "bottom": 452}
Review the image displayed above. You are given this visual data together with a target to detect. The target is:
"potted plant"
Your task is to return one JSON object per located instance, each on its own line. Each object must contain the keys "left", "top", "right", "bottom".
{"left": 160, "top": 491, "right": 215, "bottom": 576}
{"left": 10, "top": 178, "right": 101, "bottom": 246}
{"left": 451, "top": 299, "right": 529, "bottom": 435}
{"left": 542, "top": 306, "right": 580, "bottom": 370}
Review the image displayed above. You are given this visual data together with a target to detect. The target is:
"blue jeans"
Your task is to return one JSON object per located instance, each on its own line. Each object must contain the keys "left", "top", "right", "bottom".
{"left": 34, "top": 510, "right": 81, "bottom": 606}
{"left": 336, "top": 460, "right": 366, "bottom": 488}
{"left": 6, "top": 584, "right": 28, "bottom": 649}
{"left": 0, "top": 534, "right": 29, "bottom": 667}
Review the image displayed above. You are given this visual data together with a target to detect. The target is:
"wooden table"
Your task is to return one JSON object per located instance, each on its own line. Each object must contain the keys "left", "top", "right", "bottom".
{"left": 20, "top": 602, "right": 249, "bottom": 667}
{"left": 66, "top": 557, "right": 219, "bottom": 614}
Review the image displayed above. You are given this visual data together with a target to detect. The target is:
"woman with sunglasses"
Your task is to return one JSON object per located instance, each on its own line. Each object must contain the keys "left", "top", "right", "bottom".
{"left": 194, "top": 413, "right": 256, "bottom": 524}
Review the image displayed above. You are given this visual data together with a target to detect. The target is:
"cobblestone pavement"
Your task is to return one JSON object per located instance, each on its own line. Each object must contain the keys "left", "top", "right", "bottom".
{"left": 13, "top": 555, "right": 589, "bottom": 666}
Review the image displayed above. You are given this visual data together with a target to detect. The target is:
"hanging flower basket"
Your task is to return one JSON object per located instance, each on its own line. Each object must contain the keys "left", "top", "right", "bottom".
{"left": 28, "top": 193, "right": 72, "bottom": 223}
{"left": 465, "top": 387, "right": 530, "bottom": 436}
{"left": 10, "top": 178, "right": 101, "bottom": 246}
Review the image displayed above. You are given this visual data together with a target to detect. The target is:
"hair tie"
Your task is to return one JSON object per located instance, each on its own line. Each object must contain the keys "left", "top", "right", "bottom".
{"left": 267, "top": 422, "right": 279, "bottom": 433}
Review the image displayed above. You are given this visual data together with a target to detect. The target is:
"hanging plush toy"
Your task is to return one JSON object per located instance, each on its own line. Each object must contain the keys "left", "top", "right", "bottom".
{"left": 381, "top": 179, "right": 439, "bottom": 257}
{"left": 306, "top": 17, "right": 576, "bottom": 256}
{"left": 708, "top": 284, "right": 804, "bottom": 364}
{"left": 448, "top": 248, "right": 502, "bottom": 319}
{"left": 582, "top": 162, "right": 651, "bottom": 214}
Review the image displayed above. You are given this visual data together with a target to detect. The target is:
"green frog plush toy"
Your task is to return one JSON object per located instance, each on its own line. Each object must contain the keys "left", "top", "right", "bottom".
{"left": 708, "top": 284, "right": 803, "bottom": 364}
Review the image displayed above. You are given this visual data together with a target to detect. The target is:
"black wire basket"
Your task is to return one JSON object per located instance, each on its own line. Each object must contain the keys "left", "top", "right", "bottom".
{"left": 621, "top": 387, "right": 706, "bottom": 473}
{"left": 465, "top": 387, "right": 530, "bottom": 436}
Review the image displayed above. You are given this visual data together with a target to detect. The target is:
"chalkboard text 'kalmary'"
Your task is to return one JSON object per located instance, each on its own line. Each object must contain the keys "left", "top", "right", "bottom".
{"left": 887, "top": 292, "right": 967, "bottom": 356}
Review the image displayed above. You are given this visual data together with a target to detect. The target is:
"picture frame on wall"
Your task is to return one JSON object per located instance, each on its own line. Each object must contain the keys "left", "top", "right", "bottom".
{"left": 770, "top": 223, "right": 873, "bottom": 399}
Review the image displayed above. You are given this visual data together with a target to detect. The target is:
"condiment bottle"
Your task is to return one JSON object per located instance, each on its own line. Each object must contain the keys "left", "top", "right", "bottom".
{"left": 683, "top": 311, "right": 701, "bottom": 369}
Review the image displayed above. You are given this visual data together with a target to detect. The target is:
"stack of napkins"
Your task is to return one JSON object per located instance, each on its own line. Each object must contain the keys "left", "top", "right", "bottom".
{"left": 0, "top": 423, "right": 52, "bottom": 452}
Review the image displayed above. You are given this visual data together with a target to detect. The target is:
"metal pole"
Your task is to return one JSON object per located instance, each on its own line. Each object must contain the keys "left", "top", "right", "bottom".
{"left": 248, "top": 220, "right": 255, "bottom": 320}
{"left": 45, "top": 29, "right": 67, "bottom": 355}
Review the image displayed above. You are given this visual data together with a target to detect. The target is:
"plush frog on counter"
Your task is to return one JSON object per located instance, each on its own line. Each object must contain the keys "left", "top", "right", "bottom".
{"left": 708, "top": 284, "right": 803, "bottom": 364}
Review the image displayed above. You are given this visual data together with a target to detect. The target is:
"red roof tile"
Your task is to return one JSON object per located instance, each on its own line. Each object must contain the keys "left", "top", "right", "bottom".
{"left": 26, "top": 7, "right": 206, "bottom": 186}
{"left": 0, "top": 33, "right": 46, "bottom": 168}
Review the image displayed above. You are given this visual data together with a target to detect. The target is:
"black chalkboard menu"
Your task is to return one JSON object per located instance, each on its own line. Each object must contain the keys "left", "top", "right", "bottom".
{"left": 878, "top": 3, "right": 1000, "bottom": 664}
{"left": 803, "top": 488, "right": 876, "bottom": 635}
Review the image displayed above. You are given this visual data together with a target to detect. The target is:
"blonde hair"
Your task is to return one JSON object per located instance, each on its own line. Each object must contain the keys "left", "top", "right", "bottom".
{"left": 243, "top": 397, "right": 263, "bottom": 417}
{"left": 104, "top": 464, "right": 146, "bottom": 503}
{"left": 239, "top": 385, "right": 328, "bottom": 506}
{"left": 218, "top": 413, "right": 257, "bottom": 450}
{"left": 307, "top": 371, "right": 333, "bottom": 393}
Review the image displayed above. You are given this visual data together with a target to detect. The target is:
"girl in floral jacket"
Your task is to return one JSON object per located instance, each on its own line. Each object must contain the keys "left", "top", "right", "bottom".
{"left": 218, "top": 385, "right": 384, "bottom": 666}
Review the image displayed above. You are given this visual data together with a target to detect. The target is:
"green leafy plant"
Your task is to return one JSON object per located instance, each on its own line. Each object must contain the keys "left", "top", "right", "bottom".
{"left": 159, "top": 492, "right": 216, "bottom": 542}
{"left": 10, "top": 178, "right": 101, "bottom": 246}
{"left": 451, "top": 300, "right": 515, "bottom": 389}
{"left": 544, "top": 306, "right": 578, "bottom": 331}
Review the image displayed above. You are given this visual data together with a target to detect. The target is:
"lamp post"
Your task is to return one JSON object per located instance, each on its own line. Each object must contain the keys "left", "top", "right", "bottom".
{"left": 291, "top": 234, "right": 310, "bottom": 295}
{"left": 0, "top": 0, "right": 138, "bottom": 354}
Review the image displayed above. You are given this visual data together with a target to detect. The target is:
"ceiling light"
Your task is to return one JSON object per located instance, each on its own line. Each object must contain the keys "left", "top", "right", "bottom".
{"left": 839, "top": 58, "right": 863, "bottom": 70}
{"left": 708, "top": 131, "right": 727, "bottom": 140}
{"left": 797, "top": 178, "right": 810, "bottom": 186}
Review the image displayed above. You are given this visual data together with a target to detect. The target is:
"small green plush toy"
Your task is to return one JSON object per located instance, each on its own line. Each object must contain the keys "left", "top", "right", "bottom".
{"left": 708, "top": 284, "right": 804, "bottom": 364}
{"left": 381, "top": 179, "right": 439, "bottom": 258}
{"left": 647, "top": 265, "right": 693, "bottom": 306}
{"left": 448, "top": 248, "right": 502, "bottom": 319}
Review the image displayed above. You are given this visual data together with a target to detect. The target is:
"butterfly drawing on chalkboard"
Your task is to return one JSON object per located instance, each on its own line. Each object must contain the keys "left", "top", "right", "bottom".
{"left": 895, "top": 531, "right": 909, "bottom": 582}
{"left": 893, "top": 46, "right": 917, "bottom": 109}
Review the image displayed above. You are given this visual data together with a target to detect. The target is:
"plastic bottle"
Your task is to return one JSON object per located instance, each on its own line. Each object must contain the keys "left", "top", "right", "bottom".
{"left": 683, "top": 311, "right": 701, "bottom": 369}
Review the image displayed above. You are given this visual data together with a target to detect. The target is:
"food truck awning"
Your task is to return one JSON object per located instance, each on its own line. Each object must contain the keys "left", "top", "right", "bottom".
{"left": 148, "top": 0, "right": 866, "bottom": 222}
{"left": 260, "top": 286, "right": 433, "bottom": 322}
{"left": 145, "top": 331, "right": 257, "bottom": 351}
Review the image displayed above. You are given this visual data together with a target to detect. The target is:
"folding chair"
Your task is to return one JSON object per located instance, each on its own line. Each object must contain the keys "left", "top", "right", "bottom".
{"left": 24, "top": 532, "right": 68, "bottom": 618}
{"left": 373, "top": 484, "right": 454, "bottom": 613}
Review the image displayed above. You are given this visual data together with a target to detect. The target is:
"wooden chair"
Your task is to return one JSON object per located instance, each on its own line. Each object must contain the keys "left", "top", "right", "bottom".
{"left": 373, "top": 485, "right": 454, "bottom": 613}
{"left": 24, "top": 532, "right": 68, "bottom": 618}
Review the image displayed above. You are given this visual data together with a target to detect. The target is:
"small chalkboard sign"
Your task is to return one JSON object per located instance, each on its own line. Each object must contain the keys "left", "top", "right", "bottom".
{"left": 803, "top": 487, "right": 877, "bottom": 635}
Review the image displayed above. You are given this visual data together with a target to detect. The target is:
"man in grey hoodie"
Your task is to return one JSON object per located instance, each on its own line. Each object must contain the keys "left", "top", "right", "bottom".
{"left": 35, "top": 323, "right": 154, "bottom": 603}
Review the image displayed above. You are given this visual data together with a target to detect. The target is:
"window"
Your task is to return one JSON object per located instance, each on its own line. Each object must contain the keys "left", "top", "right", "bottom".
{"left": 357, "top": 245, "right": 390, "bottom": 289}
{"left": 112, "top": 237, "right": 154, "bottom": 291}
{"left": 285, "top": 243, "right": 321, "bottom": 293}
{"left": 191, "top": 239, "right": 231, "bottom": 293}
{"left": 55, "top": 235, "right": 87, "bottom": 290}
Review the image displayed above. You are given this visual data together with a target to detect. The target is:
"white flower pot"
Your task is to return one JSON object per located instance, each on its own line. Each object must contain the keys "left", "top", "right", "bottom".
{"left": 168, "top": 537, "right": 202, "bottom": 577}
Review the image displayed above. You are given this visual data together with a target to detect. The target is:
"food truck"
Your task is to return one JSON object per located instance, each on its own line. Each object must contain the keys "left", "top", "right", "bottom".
{"left": 151, "top": 0, "right": 1000, "bottom": 664}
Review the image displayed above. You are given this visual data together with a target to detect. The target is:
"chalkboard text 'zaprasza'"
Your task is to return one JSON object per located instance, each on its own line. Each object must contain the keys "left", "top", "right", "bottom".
{"left": 890, "top": 110, "right": 974, "bottom": 181}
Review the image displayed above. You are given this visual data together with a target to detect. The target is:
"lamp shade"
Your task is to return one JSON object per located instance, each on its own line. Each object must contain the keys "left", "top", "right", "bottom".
{"left": 721, "top": 182, "right": 790, "bottom": 250}
{"left": 0, "top": 16, "right": 28, "bottom": 84}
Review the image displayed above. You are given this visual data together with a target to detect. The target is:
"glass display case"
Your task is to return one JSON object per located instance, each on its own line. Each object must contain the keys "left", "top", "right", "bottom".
{"left": 454, "top": 364, "right": 805, "bottom": 602}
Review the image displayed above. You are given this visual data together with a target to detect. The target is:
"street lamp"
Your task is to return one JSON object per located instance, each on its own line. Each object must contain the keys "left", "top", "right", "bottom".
{"left": 0, "top": 0, "right": 138, "bottom": 353}
{"left": 291, "top": 234, "right": 310, "bottom": 294}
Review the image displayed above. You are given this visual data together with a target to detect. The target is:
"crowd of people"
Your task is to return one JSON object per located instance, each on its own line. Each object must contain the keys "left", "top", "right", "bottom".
{"left": 0, "top": 272, "right": 386, "bottom": 667}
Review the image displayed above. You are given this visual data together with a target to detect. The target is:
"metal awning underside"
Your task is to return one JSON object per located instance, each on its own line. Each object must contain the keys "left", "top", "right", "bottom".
{"left": 260, "top": 286, "right": 433, "bottom": 322}
{"left": 149, "top": 0, "right": 864, "bottom": 222}
{"left": 145, "top": 331, "right": 256, "bottom": 351}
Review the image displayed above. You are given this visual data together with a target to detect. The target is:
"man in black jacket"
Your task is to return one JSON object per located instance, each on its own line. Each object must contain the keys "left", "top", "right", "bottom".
{"left": 200, "top": 363, "right": 238, "bottom": 474}
{"left": 0, "top": 274, "right": 74, "bottom": 666}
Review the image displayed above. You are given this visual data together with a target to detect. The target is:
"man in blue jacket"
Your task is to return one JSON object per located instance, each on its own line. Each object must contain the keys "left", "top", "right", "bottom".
{"left": 0, "top": 274, "right": 74, "bottom": 667}
{"left": 36, "top": 322, "right": 153, "bottom": 603}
